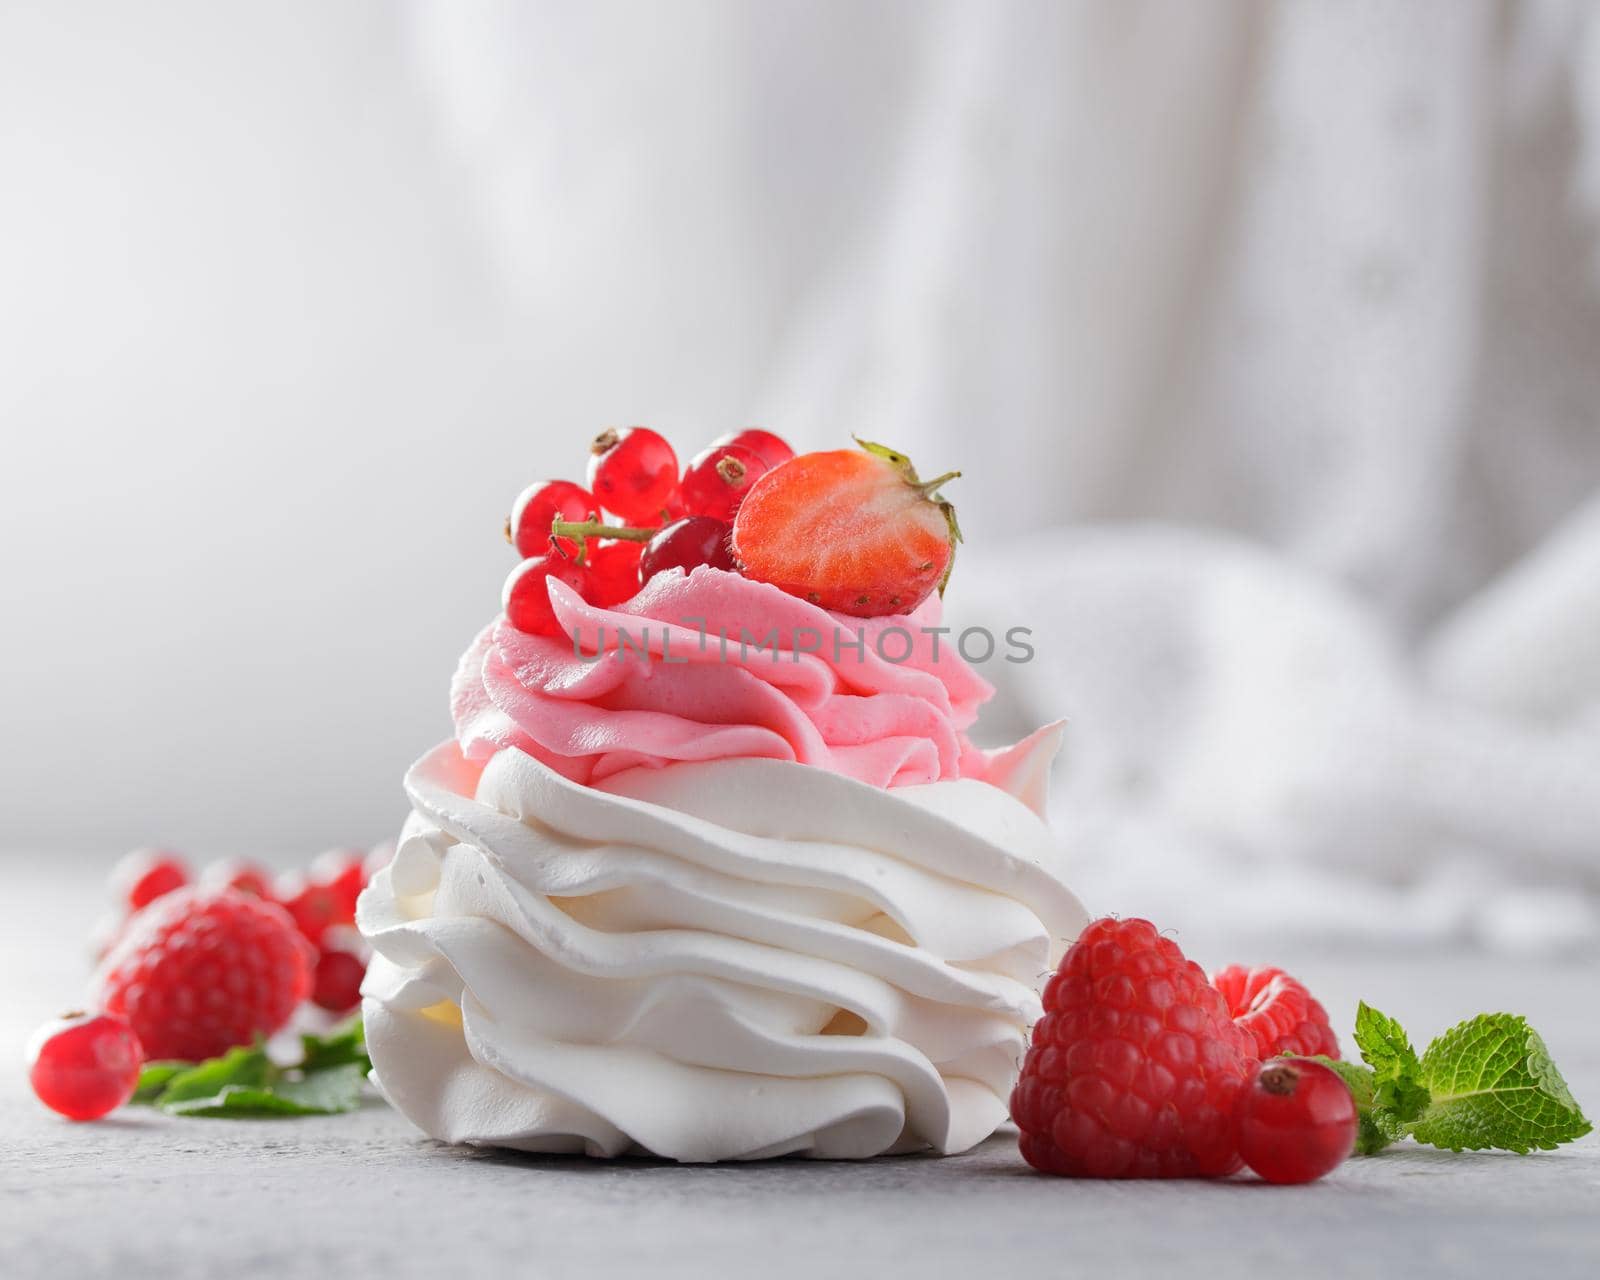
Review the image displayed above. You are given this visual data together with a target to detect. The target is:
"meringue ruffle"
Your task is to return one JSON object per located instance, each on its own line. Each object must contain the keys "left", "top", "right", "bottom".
{"left": 359, "top": 735, "right": 1085, "bottom": 1161}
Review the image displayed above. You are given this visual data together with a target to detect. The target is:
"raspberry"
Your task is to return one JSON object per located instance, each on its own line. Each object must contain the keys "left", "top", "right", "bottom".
{"left": 93, "top": 887, "right": 313, "bottom": 1062}
{"left": 1011, "top": 917, "right": 1259, "bottom": 1178}
{"left": 1211, "top": 965, "right": 1340, "bottom": 1060}
{"left": 1235, "top": 1057, "right": 1358, "bottom": 1183}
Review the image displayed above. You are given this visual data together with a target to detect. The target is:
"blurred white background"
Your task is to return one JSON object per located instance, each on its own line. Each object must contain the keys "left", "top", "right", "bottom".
{"left": 3, "top": 0, "right": 1598, "bottom": 949}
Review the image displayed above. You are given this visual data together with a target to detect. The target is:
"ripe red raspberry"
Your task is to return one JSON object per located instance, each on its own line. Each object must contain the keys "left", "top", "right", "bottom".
{"left": 93, "top": 887, "right": 313, "bottom": 1062}
{"left": 1011, "top": 917, "right": 1259, "bottom": 1178}
{"left": 1211, "top": 965, "right": 1340, "bottom": 1060}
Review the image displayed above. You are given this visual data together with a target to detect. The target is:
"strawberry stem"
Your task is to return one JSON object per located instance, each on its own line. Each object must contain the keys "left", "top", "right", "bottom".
{"left": 916, "top": 470, "right": 961, "bottom": 495}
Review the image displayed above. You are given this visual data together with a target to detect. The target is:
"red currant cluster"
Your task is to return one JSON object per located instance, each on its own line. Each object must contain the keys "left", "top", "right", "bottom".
{"left": 502, "top": 426, "right": 794, "bottom": 636}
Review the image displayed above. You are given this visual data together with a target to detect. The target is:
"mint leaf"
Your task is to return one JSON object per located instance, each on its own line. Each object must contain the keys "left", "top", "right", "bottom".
{"left": 1306, "top": 1055, "right": 1397, "bottom": 1155}
{"left": 142, "top": 1025, "right": 371, "bottom": 1118}
{"left": 1353, "top": 1002, "right": 1418, "bottom": 1077}
{"left": 1353, "top": 1002, "right": 1430, "bottom": 1123}
{"left": 299, "top": 1016, "right": 369, "bottom": 1073}
{"left": 156, "top": 1044, "right": 272, "bottom": 1106}
{"left": 162, "top": 1064, "right": 366, "bottom": 1117}
{"left": 1410, "top": 1014, "right": 1592, "bottom": 1153}
{"left": 130, "top": 1060, "right": 191, "bottom": 1105}
{"left": 272, "top": 1063, "right": 366, "bottom": 1112}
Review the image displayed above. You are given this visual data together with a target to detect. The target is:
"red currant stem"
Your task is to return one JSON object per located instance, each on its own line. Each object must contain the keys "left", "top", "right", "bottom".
{"left": 550, "top": 517, "right": 657, "bottom": 551}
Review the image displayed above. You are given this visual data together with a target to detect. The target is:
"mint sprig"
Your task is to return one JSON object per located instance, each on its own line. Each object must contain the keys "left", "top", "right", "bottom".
{"left": 1411, "top": 1014, "right": 1590, "bottom": 1153}
{"left": 1324, "top": 1004, "right": 1590, "bottom": 1156}
{"left": 1353, "top": 1002, "right": 1431, "bottom": 1129}
{"left": 132, "top": 1018, "right": 372, "bottom": 1118}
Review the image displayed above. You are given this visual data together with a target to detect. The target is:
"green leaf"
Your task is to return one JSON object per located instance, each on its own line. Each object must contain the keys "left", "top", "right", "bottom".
{"left": 1353, "top": 1002, "right": 1430, "bottom": 1123}
{"left": 155, "top": 1044, "right": 272, "bottom": 1105}
{"left": 130, "top": 1060, "right": 192, "bottom": 1105}
{"left": 1410, "top": 1014, "right": 1592, "bottom": 1153}
{"left": 161, "top": 1064, "right": 366, "bottom": 1117}
{"left": 142, "top": 1029, "right": 370, "bottom": 1118}
{"left": 272, "top": 1063, "right": 366, "bottom": 1113}
{"left": 299, "top": 1015, "right": 369, "bottom": 1073}
{"left": 1305, "top": 1055, "right": 1397, "bottom": 1155}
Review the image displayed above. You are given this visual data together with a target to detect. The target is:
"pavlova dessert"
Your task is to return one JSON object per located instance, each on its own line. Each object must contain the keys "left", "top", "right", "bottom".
{"left": 358, "top": 428, "right": 1086, "bottom": 1161}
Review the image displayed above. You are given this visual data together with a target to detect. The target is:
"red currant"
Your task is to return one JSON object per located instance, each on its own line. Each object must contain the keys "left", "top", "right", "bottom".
{"left": 1235, "top": 1058, "right": 1358, "bottom": 1184}
{"left": 680, "top": 443, "right": 770, "bottom": 522}
{"left": 639, "top": 516, "right": 735, "bottom": 583}
{"left": 587, "top": 427, "right": 679, "bottom": 522}
{"left": 201, "top": 858, "right": 274, "bottom": 899}
{"left": 713, "top": 428, "right": 794, "bottom": 470}
{"left": 110, "top": 848, "right": 190, "bottom": 912}
{"left": 502, "top": 554, "right": 591, "bottom": 637}
{"left": 277, "top": 873, "right": 343, "bottom": 944}
{"left": 585, "top": 540, "right": 644, "bottom": 607}
{"left": 310, "top": 848, "right": 368, "bottom": 921}
{"left": 508, "top": 479, "right": 595, "bottom": 558}
{"left": 311, "top": 947, "right": 367, "bottom": 1014}
{"left": 28, "top": 1012, "right": 144, "bottom": 1121}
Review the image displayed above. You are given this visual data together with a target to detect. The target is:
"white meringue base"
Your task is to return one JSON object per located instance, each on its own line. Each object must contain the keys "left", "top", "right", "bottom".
{"left": 358, "top": 741, "right": 1085, "bottom": 1162}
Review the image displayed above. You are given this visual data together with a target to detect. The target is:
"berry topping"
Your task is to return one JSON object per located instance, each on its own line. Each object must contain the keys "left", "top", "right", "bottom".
{"left": 711, "top": 427, "right": 795, "bottom": 470}
{"left": 731, "top": 440, "right": 961, "bottom": 617}
{"left": 1011, "top": 917, "right": 1258, "bottom": 1178}
{"left": 110, "top": 848, "right": 190, "bottom": 912}
{"left": 639, "top": 516, "right": 736, "bottom": 581}
{"left": 93, "top": 887, "right": 313, "bottom": 1062}
{"left": 28, "top": 1012, "right": 144, "bottom": 1121}
{"left": 1212, "top": 965, "right": 1340, "bottom": 1060}
{"left": 1234, "top": 1058, "right": 1358, "bottom": 1183}
{"left": 503, "top": 554, "right": 591, "bottom": 637}
{"left": 311, "top": 946, "right": 367, "bottom": 1014}
{"left": 679, "top": 443, "right": 770, "bottom": 522}
{"left": 200, "top": 858, "right": 274, "bottom": 899}
{"left": 508, "top": 479, "right": 596, "bottom": 558}
{"left": 585, "top": 539, "right": 645, "bottom": 607}
{"left": 587, "top": 427, "right": 679, "bottom": 523}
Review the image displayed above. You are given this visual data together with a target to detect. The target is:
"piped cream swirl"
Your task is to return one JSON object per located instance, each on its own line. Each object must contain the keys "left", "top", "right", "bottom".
{"left": 359, "top": 735, "right": 1085, "bottom": 1161}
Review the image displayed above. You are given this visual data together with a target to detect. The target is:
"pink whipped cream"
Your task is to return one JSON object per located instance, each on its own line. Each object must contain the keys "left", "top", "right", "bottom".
{"left": 451, "top": 565, "right": 1044, "bottom": 794}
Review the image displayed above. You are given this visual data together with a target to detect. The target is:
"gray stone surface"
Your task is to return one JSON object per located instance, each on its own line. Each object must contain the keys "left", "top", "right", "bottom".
{"left": 3, "top": 858, "right": 1597, "bottom": 1279}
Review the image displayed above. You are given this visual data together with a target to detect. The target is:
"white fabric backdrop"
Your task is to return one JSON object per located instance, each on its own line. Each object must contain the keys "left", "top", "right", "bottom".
{"left": 2, "top": 0, "right": 1596, "bottom": 948}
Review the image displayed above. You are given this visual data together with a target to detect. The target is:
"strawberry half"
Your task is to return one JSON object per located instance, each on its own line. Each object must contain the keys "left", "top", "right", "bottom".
{"left": 730, "top": 440, "right": 961, "bottom": 617}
